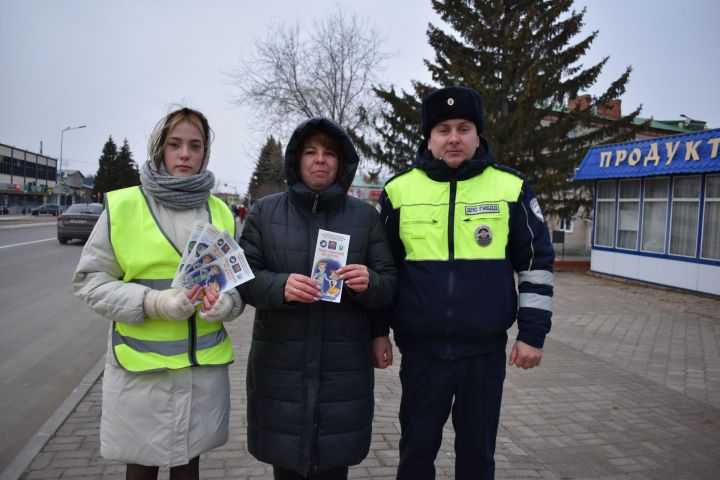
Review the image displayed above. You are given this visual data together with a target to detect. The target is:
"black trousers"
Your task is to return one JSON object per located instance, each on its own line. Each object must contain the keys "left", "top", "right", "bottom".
{"left": 273, "top": 465, "right": 348, "bottom": 480}
{"left": 396, "top": 349, "right": 506, "bottom": 480}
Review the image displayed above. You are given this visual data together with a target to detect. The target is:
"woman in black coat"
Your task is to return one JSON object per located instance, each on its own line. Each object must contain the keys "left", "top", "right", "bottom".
{"left": 238, "top": 117, "right": 397, "bottom": 480}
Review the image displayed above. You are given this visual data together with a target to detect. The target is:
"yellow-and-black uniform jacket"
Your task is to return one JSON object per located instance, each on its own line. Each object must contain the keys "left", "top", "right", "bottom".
{"left": 377, "top": 138, "right": 555, "bottom": 359}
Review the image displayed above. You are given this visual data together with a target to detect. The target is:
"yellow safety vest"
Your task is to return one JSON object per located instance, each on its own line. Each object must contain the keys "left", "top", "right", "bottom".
{"left": 384, "top": 167, "right": 524, "bottom": 261}
{"left": 106, "top": 186, "right": 236, "bottom": 374}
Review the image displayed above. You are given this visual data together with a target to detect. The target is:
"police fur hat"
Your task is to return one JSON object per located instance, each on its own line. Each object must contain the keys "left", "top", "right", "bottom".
{"left": 421, "top": 86, "right": 484, "bottom": 138}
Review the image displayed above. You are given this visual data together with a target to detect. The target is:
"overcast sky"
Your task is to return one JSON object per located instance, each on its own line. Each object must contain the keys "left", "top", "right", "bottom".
{"left": 2, "top": 0, "right": 718, "bottom": 195}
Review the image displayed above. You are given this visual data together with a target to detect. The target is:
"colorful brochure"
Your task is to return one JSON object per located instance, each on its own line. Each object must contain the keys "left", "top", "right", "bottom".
{"left": 171, "top": 222, "right": 254, "bottom": 303}
{"left": 310, "top": 229, "right": 350, "bottom": 303}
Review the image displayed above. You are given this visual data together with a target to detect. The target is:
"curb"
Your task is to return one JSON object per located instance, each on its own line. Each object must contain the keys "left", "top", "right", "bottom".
{"left": 0, "top": 356, "right": 106, "bottom": 480}
{"left": 553, "top": 259, "right": 590, "bottom": 271}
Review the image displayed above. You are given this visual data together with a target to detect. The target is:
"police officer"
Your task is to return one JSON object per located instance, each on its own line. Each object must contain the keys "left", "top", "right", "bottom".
{"left": 377, "top": 86, "right": 555, "bottom": 479}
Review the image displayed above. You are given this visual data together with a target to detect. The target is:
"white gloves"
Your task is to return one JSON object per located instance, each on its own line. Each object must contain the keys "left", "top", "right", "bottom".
{"left": 143, "top": 288, "right": 245, "bottom": 323}
{"left": 144, "top": 289, "right": 195, "bottom": 321}
{"left": 199, "top": 292, "right": 233, "bottom": 322}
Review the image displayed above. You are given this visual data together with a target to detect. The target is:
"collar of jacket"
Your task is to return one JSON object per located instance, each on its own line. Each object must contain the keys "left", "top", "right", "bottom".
{"left": 289, "top": 181, "right": 347, "bottom": 212}
{"left": 415, "top": 136, "right": 494, "bottom": 182}
{"left": 284, "top": 117, "right": 360, "bottom": 212}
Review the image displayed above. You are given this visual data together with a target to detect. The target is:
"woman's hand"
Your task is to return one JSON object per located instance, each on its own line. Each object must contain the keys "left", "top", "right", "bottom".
{"left": 186, "top": 284, "right": 219, "bottom": 312}
{"left": 371, "top": 336, "right": 393, "bottom": 368}
{"left": 284, "top": 273, "right": 321, "bottom": 303}
{"left": 187, "top": 284, "right": 201, "bottom": 302}
{"left": 144, "top": 288, "right": 195, "bottom": 321}
{"left": 338, "top": 264, "right": 369, "bottom": 293}
{"left": 199, "top": 288, "right": 235, "bottom": 322}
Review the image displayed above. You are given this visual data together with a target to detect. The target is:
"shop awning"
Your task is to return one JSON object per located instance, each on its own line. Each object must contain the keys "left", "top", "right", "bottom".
{"left": 574, "top": 128, "right": 720, "bottom": 180}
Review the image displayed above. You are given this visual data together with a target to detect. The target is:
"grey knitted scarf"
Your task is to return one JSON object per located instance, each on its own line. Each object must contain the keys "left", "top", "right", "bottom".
{"left": 140, "top": 160, "right": 215, "bottom": 209}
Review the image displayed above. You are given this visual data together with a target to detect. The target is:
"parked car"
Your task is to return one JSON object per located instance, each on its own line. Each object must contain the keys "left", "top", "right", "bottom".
{"left": 57, "top": 203, "right": 104, "bottom": 244}
{"left": 30, "top": 204, "right": 60, "bottom": 216}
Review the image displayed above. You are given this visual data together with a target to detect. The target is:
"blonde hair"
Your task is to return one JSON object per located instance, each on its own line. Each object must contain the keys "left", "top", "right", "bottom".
{"left": 148, "top": 107, "right": 213, "bottom": 170}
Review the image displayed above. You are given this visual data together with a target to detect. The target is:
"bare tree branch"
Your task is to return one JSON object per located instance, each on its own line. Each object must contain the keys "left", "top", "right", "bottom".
{"left": 230, "top": 6, "right": 388, "bottom": 136}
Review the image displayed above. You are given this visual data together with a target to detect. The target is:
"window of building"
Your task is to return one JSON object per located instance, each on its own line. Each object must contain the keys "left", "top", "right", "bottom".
{"left": 701, "top": 175, "right": 720, "bottom": 260}
{"left": 640, "top": 177, "right": 668, "bottom": 253}
{"left": 594, "top": 180, "right": 616, "bottom": 247}
{"left": 12, "top": 157, "right": 24, "bottom": 176}
{"left": 616, "top": 179, "right": 640, "bottom": 250}
{"left": 669, "top": 176, "right": 701, "bottom": 257}
{"left": 26, "top": 161, "right": 36, "bottom": 179}
{"left": 0, "top": 155, "right": 11, "bottom": 175}
{"left": 558, "top": 216, "right": 574, "bottom": 233}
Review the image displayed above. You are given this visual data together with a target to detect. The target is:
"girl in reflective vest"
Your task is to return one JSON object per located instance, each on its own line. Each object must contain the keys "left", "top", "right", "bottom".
{"left": 73, "top": 107, "right": 243, "bottom": 480}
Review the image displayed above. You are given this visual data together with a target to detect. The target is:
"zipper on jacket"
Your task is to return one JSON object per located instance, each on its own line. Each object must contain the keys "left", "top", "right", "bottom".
{"left": 309, "top": 417, "right": 320, "bottom": 475}
{"left": 188, "top": 316, "right": 198, "bottom": 366}
{"left": 404, "top": 219, "right": 438, "bottom": 225}
{"left": 448, "top": 179, "right": 457, "bottom": 261}
{"left": 312, "top": 194, "right": 319, "bottom": 214}
{"left": 445, "top": 178, "right": 458, "bottom": 360}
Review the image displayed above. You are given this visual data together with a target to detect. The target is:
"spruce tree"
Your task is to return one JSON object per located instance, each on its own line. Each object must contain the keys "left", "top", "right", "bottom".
{"left": 93, "top": 136, "right": 118, "bottom": 200}
{"left": 357, "top": 0, "right": 643, "bottom": 218}
{"left": 115, "top": 139, "right": 141, "bottom": 189}
{"left": 247, "top": 136, "right": 286, "bottom": 202}
{"left": 92, "top": 137, "right": 140, "bottom": 199}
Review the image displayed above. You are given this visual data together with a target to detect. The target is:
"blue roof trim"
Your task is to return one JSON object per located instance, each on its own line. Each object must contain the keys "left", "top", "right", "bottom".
{"left": 574, "top": 128, "right": 720, "bottom": 180}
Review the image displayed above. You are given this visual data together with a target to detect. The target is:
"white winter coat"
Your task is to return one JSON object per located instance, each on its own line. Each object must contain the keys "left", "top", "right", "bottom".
{"left": 73, "top": 193, "right": 243, "bottom": 467}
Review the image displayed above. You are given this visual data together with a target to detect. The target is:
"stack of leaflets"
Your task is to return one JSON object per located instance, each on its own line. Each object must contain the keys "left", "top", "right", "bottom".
{"left": 171, "top": 222, "right": 254, "bottom": 303}
{"left": 311, "top": 229, "right": 350, "bottom": 303}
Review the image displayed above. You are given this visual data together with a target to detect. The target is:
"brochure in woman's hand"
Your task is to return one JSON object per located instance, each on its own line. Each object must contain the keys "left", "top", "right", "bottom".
{"left": 311, "top": 229, "right": 350, "bottom": 303}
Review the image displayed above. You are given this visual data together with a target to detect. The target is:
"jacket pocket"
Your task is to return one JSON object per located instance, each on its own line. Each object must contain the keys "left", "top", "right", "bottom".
{"left": 400, "top": 216, "right": 446, "bottom": 260}
{"left": 455, "top": 212, "right": 508, "bottom": 259}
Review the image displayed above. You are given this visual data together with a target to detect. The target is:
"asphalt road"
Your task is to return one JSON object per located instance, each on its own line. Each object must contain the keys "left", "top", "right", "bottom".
{"left": 0, "top": 223, "right": 108, "bottom": 471}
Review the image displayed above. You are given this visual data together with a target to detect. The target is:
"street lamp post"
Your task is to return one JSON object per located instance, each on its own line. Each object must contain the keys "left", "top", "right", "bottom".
{"left": 58, "top": 125, "right": 86, "bottom": 208}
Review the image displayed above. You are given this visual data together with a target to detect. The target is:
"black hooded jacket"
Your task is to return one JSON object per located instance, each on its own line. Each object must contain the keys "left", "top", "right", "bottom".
{"left": 238, "top": 117, "right": 397, "bottom": 475}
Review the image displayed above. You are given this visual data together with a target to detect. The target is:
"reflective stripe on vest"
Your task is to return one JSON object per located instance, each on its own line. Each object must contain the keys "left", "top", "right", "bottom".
{"left": 384, "top": 167, "right": 523, "bottom": 261}
{"left": 106, "top": 186, "right": 236, "bottom": 374}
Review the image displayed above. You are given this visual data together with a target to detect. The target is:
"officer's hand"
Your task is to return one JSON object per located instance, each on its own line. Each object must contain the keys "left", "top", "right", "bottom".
{"left": 338, "top": 264, "right": 369, "bottom": 293}
{"left": 372, "top": 336, "right": 393, "bottom": 368}
{"left": 284, "top": 273, "right": 321, "bottom": 303}
{"left": 508, "top": 340, "right": 542, "bottom": 369}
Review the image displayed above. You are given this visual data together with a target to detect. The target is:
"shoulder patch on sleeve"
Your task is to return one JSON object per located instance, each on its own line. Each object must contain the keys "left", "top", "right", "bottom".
{"left": 529, "top": 198, "right": 544, "bottom": 221}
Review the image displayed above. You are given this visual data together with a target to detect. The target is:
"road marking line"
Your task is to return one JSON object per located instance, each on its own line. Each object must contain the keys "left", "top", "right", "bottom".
{"left": 0, "top": 238, "right": 56, "bottom": 249}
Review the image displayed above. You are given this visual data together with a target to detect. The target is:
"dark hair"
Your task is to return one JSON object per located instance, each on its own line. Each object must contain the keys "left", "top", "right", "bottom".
{"left": 299, "top": 130, "right": 345, "bottom": 165}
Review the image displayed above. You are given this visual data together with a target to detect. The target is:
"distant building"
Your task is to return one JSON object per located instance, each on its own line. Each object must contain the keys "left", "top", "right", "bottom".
{"left": 546, "top": 96, "right": 709, "bottom": 257}
{"left": 0, "top": 142, "right": 59, "bottom": 214}
{"left": 574, "top": 128, "right": 720, "bottom": 296}
{"left": 82, "top": 175, "right": 96, "bottom": 201}
{"left": 60, "top": 170, "right": 90, "bottom": 206}
{"left": 349, "top": 170, "right": 387, "bottom": 205}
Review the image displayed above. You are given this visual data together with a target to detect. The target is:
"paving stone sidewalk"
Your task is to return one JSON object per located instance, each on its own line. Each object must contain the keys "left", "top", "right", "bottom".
{"left": 15, "top": 271, "right": 720, "bottom": 479}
